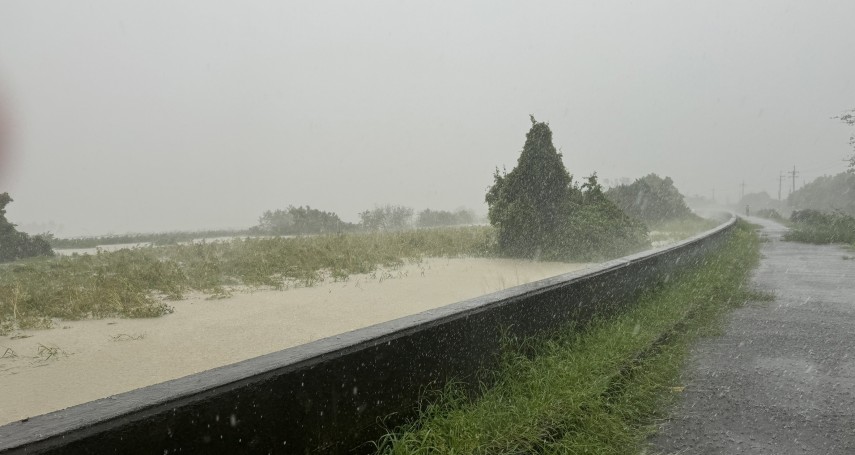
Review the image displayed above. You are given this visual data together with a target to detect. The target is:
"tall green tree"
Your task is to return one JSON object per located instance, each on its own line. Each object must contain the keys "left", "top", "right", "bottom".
{"left": 486, "top": 119, "right": 649, "bottom": 260}
{"left": 486, "top": 117, "right": 572, "bottom": 257}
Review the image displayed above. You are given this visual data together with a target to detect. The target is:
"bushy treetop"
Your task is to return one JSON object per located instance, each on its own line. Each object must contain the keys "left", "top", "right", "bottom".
{"left": 486, "top": 117, "right": 572, "bottom": 256}
{"left": 486, "top": 117, "right": 649, "bottom": 260}
{"left": 605, "top": 174, "right": 691, "bottom": 223}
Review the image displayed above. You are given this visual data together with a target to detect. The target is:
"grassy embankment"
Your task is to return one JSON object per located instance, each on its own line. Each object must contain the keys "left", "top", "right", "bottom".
{"left": 375, "top": 220, "right": 764, "bottom": 454}
{"left": 0, "top": 227, "right": 495, "bottom": 334}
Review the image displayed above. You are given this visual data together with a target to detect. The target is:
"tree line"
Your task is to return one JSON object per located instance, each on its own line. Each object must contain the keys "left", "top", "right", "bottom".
{"left": 249, "top": 205, "right": 479, "bottom": 236}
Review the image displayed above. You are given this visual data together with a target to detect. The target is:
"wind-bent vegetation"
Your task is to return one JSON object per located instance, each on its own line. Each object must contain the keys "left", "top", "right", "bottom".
{"left": 375, "top": 221, "right": 762, "bottom": 454}
{"left": 784, "top": 209, "right": 855, "bottom": 245}
{"left": 0, "top": 226, "right": 495, "bottom": 335}
{"left": 486, "top": 117, "right": 649, "bottom": 261}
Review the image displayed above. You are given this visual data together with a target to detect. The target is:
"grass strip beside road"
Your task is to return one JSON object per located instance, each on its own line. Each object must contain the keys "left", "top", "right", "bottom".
{"left": 375, "top": 220, "right": 764, "bottom": 454}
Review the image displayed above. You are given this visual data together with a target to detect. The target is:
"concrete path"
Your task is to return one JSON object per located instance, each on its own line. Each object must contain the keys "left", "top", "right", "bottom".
{"left": 650, "top": 217, "right": 855, "bottom": 454}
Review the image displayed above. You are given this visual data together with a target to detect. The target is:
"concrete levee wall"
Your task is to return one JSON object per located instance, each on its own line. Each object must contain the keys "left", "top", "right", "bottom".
{"left": 0, "top": 215, "right": 736, "bottom": 455}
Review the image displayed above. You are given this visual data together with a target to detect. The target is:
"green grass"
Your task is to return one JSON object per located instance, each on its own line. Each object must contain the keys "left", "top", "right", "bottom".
{"left": 0, "top": 226, "right": 496, "bottom": 335}
{"left": 375, "top": 220, "right": 762, "bottom": 454}
{"left": 783, "top": 210, "right": 855, "bottom": 245}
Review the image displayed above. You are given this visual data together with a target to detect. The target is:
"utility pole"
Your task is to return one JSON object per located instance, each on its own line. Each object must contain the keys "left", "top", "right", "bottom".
{"left": 787, "top": 166, "right": 799, "bottom": 195}
{"left": 740, "top": 181, "right": 745, "bottom": 201}
{"left": 778, "top": 172, "right": 784, "bottom": 201}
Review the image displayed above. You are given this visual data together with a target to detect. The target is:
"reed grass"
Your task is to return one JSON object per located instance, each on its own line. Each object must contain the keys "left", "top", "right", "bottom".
{"left": 0, "top": 227, "right": 496, "bottom": 334}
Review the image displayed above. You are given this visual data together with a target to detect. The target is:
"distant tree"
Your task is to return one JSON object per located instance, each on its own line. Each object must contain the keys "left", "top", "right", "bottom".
{"left": 605, "top": 174, "right": 692, "bottom": 223}
{"left": 737, "top": 192, "right": 779, "bottom": 212}
{"left": 254, "top": 205, "right": 349, "bottom": 235}
{"left": 788, "top": 172, "right": 855, "bottom": 216}
{"left": 416, "top": 208, "right": 476, "bottom": 228}
{"left": 0, "top": 193, "right": 54, "bottom": 262}
{"left": 256, "top": 209, "right": 295, "bottom": 234}
{"left": 486, "top": 116, "right": 572, "bottom": 257}
{"left": 359, "top": 205, "right": 414, "bottom": 231}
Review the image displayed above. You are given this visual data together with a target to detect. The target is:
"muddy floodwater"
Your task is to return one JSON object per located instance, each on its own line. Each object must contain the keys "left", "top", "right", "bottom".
{"left": 0, "top": 257, "right": 590, "bottom": 425}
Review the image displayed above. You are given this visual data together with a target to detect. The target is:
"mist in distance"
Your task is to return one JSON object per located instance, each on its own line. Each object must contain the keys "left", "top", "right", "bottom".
{"left": 1, "top": 0, "right": 853, "bottom": 236}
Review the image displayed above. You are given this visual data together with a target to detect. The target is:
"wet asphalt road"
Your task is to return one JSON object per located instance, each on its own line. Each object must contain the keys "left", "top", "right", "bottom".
{"left": 650, "top": 217, "right": 855, "bottom": 454}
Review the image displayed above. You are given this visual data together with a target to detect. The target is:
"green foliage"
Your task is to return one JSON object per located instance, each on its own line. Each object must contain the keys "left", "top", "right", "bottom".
{"left": 360, "top": 205, "right": 415, "bottom": 231}
{"left": 784, "top": 209, "right": 855, "bottom": 244}
{"left": 486, "top": 117, "right": 572, "bottom": 257}
{"left": 252, "top": 205, "right": 353, "bottom": 235}
{"left": 0, "top": 193, "right": 54, "bottom": 263}
{"left": 0, "top": 226, "right": 496, "bottom": 334}
{"left": 486, "top": 119, "right": 649, "bottom": 260}
{"left": 415, "top": 208, "right": 476, "bottom": 228}
{"left": 557, "top": 175, "right": 650, "bottom": 260}
{"left": 375, "top": 221, "right": 761, "bottom": 454}
{"left": 788, "top": 172, "right": 855, "bottom": 216}
{"left": 605, "top": 174, "right": 692, "bottom": 223}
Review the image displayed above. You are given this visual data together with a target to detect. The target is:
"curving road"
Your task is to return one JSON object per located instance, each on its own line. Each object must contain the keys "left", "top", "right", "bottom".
{"left": 651, "top": 217, "right": 855, "bottom": 454}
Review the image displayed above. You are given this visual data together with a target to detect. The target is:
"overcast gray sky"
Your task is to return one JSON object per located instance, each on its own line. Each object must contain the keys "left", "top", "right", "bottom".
{"left": 1, "top": 1, "right": 853, "bottom": 236}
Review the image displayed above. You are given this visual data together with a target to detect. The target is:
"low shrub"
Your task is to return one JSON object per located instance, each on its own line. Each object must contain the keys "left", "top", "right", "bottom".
{"left": 784, "top": 209, "right": 855, "bottom": 244}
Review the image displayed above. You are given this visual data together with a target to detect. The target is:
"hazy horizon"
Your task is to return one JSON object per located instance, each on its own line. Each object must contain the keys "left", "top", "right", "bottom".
{"left": 2, "top": 1, "right": 854, "bottom": 237}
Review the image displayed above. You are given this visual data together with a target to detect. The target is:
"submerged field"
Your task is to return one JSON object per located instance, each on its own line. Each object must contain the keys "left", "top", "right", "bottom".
{"left": 0, "top": 216, "right": 717, "bottom": 335}
{"left": 375, "top": 220, "right": 762, "bottom": 454}
{"left": 0, "top": 227, "right": 496, "bottom": 334}
{"left": 0, "top": 256, "right": 591, "bottom": 425}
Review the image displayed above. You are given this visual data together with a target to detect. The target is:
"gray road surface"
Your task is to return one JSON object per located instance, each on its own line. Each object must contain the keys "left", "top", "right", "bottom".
{"left": 650, "top": 217, "right": 855, "bottom": 454}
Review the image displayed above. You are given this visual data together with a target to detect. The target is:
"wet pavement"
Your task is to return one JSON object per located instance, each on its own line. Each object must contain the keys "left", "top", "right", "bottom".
{"left": 650, "top": 217, "right": 855, "bottom": 454}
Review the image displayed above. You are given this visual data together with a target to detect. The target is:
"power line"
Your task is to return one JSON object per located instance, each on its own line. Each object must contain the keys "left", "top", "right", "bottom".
{"left": 788, "top": 166, "right": 799, "bottom": 195}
